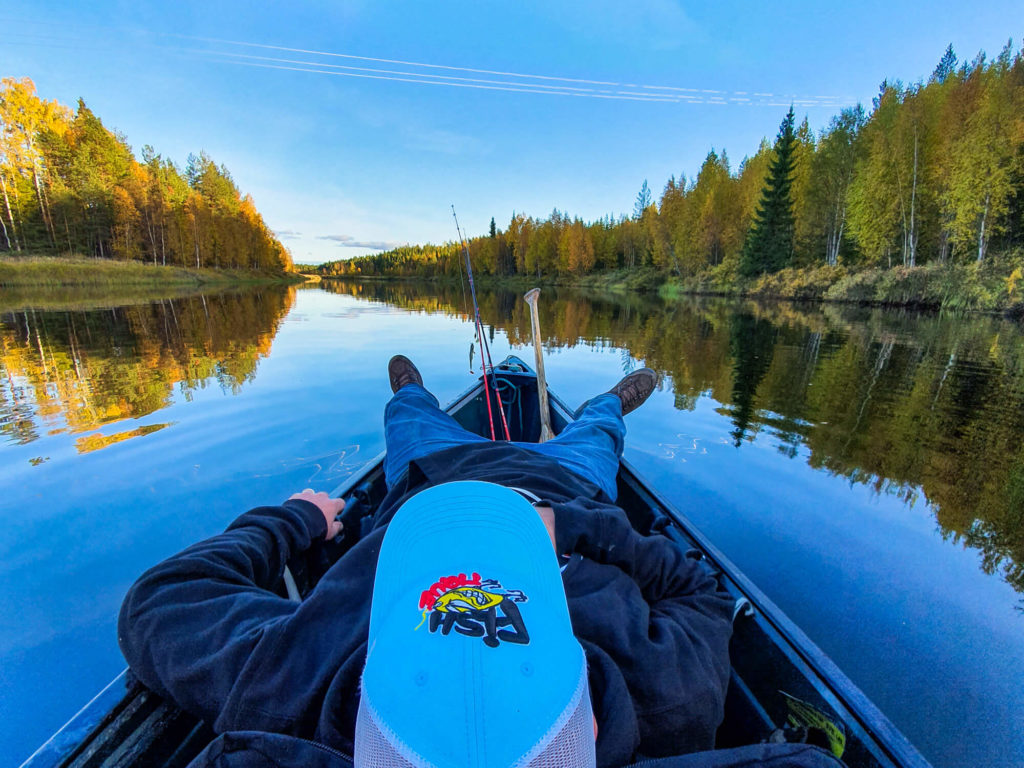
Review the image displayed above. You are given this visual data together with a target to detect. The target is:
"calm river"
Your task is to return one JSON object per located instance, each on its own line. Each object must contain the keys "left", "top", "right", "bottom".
{"left": 1, "top": 282, "right": 1022, "bottom": 767}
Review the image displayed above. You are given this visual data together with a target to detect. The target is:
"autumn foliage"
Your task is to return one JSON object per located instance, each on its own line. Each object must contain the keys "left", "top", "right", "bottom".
{"left": 321, "top": 44, "right": 1023, "bottom": 283}
{"left": 0, "top": 78, "right": 292, "bottom": 272}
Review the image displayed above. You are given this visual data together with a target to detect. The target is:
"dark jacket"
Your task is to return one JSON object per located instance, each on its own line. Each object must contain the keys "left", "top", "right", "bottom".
{"left": 119, "top": 442, "right": 833, "bottom": 768}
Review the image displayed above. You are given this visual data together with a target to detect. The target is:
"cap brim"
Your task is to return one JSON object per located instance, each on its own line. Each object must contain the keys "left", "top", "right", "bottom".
{"left": 363, "top": 481, "right": 586, "bottom": 768}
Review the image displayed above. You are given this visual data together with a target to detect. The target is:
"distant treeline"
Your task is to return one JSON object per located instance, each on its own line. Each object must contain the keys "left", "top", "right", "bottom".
{"left": 0, "top": 78, "right": 292, "bottom": 272}
{"left": 318, "top": 44, "right": 1023, "bottom": 282}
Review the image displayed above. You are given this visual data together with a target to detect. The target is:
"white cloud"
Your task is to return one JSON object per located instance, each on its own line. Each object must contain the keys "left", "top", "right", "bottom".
{"left": 316, "top": 234, "right": 404, "bottom": 250}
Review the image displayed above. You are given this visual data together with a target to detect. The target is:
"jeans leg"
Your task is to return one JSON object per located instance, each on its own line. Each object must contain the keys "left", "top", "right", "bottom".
{"left": 383, "top": 384, "right": 488, "bottom": 489}
{"left": 516, "top": 393, "right": 624, "bottom": 501}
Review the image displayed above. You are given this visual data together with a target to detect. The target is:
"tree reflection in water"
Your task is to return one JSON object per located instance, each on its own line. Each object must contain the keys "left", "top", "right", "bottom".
{"left": 0, "top": 287, "right": 295, "bottom": 447}
{"left": 2, "top": 279, "right": 1021, "bottom": 595}
{"left": 324, "top": 279, "right": 1024, "bottom": 595}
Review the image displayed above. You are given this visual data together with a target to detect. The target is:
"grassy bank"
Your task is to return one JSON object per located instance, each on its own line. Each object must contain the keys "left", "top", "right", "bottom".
{"left": 0, "top": 283, "right": 254, "bottom": 314}
{"left": 659, "top": 254, "right": 1024, "bottom": 315}
{"left": 0, "top": 256, "right": 303, "bottom": 289}
{"left": 322, "top": 254, "right": 1024, "bottom": 315}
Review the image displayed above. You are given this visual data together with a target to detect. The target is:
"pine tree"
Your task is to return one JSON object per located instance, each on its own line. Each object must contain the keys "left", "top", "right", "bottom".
{"left": 739, "top": 108, "right": 797, "bottom": 277}
{"left": 634, "top": 179, "right": 651, "bottom": 219}
{"left": 932, "top": 45, "right": 958, "bottom": 82}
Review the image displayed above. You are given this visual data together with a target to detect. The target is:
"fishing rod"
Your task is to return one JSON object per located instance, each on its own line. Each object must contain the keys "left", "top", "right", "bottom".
{"left": 452, "top": 206, "right": 511, "bottom": 441}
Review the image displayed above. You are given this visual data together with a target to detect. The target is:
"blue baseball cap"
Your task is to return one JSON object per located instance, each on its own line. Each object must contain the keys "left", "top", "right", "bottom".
{"left": 355, "top": 481, "right": 596, "bottom": 768}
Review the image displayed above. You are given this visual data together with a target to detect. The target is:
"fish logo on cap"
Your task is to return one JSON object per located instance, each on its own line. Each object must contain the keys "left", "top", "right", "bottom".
{"left": 416, "top": 572, "right": 530, "bottom": 648}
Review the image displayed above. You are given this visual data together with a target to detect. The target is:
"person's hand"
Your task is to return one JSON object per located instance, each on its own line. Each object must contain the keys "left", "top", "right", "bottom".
{"left": 535, "top": 506, "right": 556, "bottom": 552}
{"left": 289, "top": 489, "right": 345, "bottom": 540}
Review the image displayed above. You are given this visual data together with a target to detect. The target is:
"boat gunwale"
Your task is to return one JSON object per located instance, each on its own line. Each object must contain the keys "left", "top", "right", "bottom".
{"left": 22, "top": 355, "right": 932, "bottom": 768}
{"left": 19, "top": 363, "right": 524, "bottom": 768}
{"left": 613, "top": 458, "right": 931, "bottom": 768}
{"left": 539, "top": 373, "right": 930, "bottom": 768}
{"left": 19, "top": 672, "right": 131, "bottom": 768}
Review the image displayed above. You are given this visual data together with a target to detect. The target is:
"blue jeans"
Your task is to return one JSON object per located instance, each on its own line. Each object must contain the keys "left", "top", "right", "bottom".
{"left": 383, "top": 384, "right": 625, "bottom": 501}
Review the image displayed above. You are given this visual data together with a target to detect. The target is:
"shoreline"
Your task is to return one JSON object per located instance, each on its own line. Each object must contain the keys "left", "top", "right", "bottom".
{"left": 0, "top": 256, "right": 305, "bottom": 289}
{"left": 320, "top": 260, "right": 1024, "bottom": 318}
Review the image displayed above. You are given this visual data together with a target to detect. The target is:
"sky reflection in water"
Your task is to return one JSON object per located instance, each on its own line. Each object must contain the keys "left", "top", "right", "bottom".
{"left": 1, "top": 283, "right": 1022, "bottom": 767}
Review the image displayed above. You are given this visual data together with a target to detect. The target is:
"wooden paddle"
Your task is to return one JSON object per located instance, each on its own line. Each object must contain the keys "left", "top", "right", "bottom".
{"left": 523, "top": 288, "right": 554, "bottom": 442}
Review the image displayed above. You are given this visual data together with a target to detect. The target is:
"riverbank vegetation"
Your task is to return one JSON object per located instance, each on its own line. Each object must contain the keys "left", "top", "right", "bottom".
{"left": 0, "top": 255, "right": 299, "bottom": 312}
{"left": 0, "top": 78, "right": 292, "bottom": 273}
{"left": 316, "top": 44, "right": 1023, "bottom": 311}
{"left": 0, "top": 256, "right": 295, "bottom": 287}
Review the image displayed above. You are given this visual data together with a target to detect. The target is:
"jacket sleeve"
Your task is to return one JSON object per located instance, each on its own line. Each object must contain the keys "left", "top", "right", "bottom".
{"left": 117, "top": 500, "right": 326, "bottom": 726}
{"left": 550, "top": 495, "right": 734, "bottom": 759}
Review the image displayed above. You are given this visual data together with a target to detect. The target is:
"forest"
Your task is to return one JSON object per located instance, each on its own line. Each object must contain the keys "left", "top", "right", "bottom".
{"left": 317, "top": 45, "right": 1024, "bottom": 300}
{"left": 0, "top": 78, "right": 292, "bottom": 273}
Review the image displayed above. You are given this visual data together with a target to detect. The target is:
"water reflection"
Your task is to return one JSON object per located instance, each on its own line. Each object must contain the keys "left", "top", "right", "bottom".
{"left": 0, "top": 288, "right": 295, "bottom": 449}
{"left": 3, "top": 279, "right": 1022, "bottom": 596}
{"left": 5, "top": 281, "right": 1020, "bottom": 767}
{"left": 325, "top": 279, "right": 1024, "bottom": 595}
{"left": 728, "top": 312, "right": 777, "bottom": 446}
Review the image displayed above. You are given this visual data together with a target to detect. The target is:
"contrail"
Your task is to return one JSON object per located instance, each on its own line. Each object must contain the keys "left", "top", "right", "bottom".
{"left": 183, "top": 34, "right": 850, "bottom": 106}
{"left": 209, "top": 58, "right": 693, "bottom": 104}
{"left": 1, "top": 23, "right": 852, "bottom": 107}
{"left": 185, "top": 35, "right": 626, "bottom": 87}
{"left": 200, "top": 51, "right": 621, "bottom": 94}
{"left": 200, "top": 50, "right": 716, "bottom": 102}
{"left": 198, "top": 51, "right": 839, "bottom": 108}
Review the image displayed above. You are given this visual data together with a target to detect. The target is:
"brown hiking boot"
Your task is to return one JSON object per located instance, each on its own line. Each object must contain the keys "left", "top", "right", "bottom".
{"left": 607, "top": 368, "right": 658, "bottom": 415}
{"left": 388, "top": 354, "right": 423, "bottom": 393}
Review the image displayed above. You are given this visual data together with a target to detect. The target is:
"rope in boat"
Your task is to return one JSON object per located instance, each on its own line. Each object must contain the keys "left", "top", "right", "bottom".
{"left": 494, "top": 376, "right": 524, "bottom": 436}
{"left": 452, "top": 206, "right": 512, "bottom": 441}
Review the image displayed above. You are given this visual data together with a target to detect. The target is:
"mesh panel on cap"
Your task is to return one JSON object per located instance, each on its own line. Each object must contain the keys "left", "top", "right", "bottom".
{"left": 354, "top": 697, "right": 424, "bottom": 768}
{"left": 355, "top": 672, "right": 596, "bottom": 768}
{"left": 523, "top": 686, "right": 596, "bottom": 768}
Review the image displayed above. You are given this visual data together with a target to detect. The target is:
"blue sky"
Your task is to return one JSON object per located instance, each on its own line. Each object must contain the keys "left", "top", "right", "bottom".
{"left": 2, "top": 1, "right": 1018, "bottom": 263}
